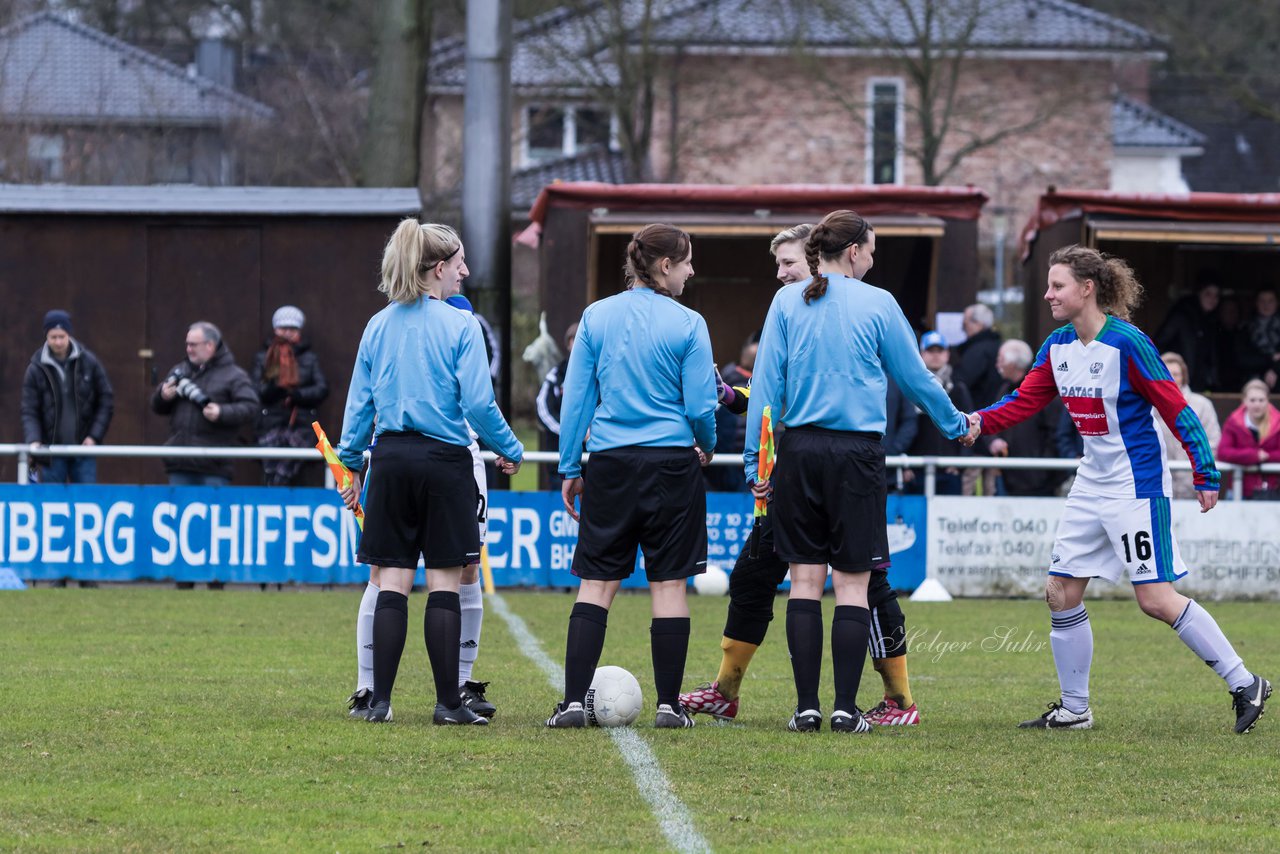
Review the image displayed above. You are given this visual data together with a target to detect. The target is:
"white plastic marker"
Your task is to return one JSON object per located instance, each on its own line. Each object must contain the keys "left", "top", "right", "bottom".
{"left": 488, "top": 594, "right": 713, "bottom": 854}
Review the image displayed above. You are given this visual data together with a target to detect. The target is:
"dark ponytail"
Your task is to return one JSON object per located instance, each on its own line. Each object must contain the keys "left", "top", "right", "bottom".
{"left": 802, "top": 210, "right": 872, "bottom": 304}
{"left": 625, "top": 223, "right": 690, "bottom": 298}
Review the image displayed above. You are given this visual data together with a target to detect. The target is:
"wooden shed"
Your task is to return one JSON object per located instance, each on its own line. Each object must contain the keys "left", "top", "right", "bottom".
{"left": 0, "top": 185, "right": 422, "bottom": 484}
{"left": 520, "top": 183, "right": 988, "bottom": 368}
{"left": 1019, "top": 189, "right": 1280, "bottom": 346}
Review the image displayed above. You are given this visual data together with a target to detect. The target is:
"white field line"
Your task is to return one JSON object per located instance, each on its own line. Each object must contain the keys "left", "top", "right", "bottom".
{"left": 489, "top": 593, "right": 713, "bottom": 854}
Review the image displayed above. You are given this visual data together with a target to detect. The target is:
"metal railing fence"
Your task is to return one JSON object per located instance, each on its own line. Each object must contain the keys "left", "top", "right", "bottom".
{"left": 2, "top": 444, "right": 1273, "bottom": 501}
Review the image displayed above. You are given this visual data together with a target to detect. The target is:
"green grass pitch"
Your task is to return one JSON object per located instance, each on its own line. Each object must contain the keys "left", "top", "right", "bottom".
{"left": 2, "top": 589, "right": 1277, "bottom": 851}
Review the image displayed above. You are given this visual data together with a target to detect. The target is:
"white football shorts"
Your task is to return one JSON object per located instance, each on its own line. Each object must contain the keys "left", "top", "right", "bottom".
{"left": 1048, "top": 492, "right": 1187, "bottom": 585}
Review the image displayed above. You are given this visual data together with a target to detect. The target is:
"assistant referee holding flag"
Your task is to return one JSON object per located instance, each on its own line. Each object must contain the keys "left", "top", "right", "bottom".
{"left": 745, "top": 209, "right": 978, "bottom": 733}
{"left": 336, "top": 219, "right": 522, "bottom": 726}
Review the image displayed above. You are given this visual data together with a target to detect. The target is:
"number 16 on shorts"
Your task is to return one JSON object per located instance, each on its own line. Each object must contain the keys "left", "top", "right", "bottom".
{"left": 1051, "top": 494, "right": 1188, "bottom": 585}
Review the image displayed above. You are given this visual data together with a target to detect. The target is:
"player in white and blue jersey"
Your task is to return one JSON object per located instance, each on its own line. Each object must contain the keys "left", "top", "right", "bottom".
{"left": 978, "top": 244, "right": 1269, "bottom": 734}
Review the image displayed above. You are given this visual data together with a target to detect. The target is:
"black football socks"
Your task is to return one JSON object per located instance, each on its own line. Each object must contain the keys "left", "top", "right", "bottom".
{"left": 787, "top": 599, "right": 823, "bottom": 712}
{"left": 424, "top": 591, "right": 463, "bottom": 709}
{"left": 832, "top": 605, "right": 872, "bottom": 713}
{"left": 563, "top": 602, "right": 609, "bottom": 706}
{"left": 372, "top": 590, "right": 409, "bottom": 706}
{"left": 651, "top": 617, "right": 692, "bottom": 709}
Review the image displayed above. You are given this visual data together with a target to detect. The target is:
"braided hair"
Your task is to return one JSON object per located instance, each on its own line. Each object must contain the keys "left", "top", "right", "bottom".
{"left": 625, "top": 223, "right": 690, "bottom": 298}
{"left": 802, "top": 210, "right": 872, "bottom": 304}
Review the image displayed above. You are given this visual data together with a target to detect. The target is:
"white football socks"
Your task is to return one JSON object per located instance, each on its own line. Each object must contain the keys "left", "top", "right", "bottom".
{"left": 1173, "top": 599, "right": 1251, "bottom": 691}
{"left": 356, "top": 581, "right": 379, "bottom": 692}
{"left": 458, "top": 579, "right": 484, "bottom": 686}
{"left": 1050, "top": 604, "right": 1093, "bottom": 714}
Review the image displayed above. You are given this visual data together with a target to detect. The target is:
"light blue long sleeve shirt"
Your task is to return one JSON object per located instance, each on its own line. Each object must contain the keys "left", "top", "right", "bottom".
{"left": 336, "top": 297, "right": 523, "bottom": 470}
{"left": 558, "top": 287, "right": 718, "bottom": 478}
{"left": 744, "top": 274, "right": 968, "bottom": 482}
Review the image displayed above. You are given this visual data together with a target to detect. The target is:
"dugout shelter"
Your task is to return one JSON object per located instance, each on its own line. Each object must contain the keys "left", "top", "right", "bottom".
{"left": 1019, "top": 189, "right": 1280, "bottom": 346}
{"left": 519, "top": 182, "right": 989, "bottom": 370}
{"left": 0, "top": 185, "right": 422, "bottom": 484}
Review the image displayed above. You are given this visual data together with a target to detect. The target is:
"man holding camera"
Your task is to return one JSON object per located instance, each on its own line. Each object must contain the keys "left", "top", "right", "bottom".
{"left": 151, "top": 321, "right": 259, "bottom": 486}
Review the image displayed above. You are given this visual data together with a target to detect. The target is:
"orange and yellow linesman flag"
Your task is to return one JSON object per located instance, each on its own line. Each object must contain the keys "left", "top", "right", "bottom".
{"left": 748, "top": 405, "right": 775, "bottom": 558}
{"left": 312, "top": 421, "right": 364, "bottom": 531}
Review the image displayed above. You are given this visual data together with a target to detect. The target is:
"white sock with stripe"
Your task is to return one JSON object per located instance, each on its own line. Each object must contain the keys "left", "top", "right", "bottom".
{"left": 356, "top": 581, "right": 379, "bottom": 692}
{"left": 458, "top": 580, "right": 484, "bottom": 685}
{"left": 1173, "top": 600, "right": 1251, "bottom": 691}
{"left": 1050, "top": 604, "right": 1092, "bottom": 714}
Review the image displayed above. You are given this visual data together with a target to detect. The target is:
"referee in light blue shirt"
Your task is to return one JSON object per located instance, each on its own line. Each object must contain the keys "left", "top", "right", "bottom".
{"left": 744, "top": 209, "right": 977, "bottom": 734}
{"left": 335, "top": 219, "right": 522, "bottom": 727}
{"left": 547, "top": 223, "right": 718, "bottom": 730}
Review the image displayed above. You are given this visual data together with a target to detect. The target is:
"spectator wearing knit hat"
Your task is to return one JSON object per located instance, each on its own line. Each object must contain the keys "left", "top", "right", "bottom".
{"left": 251, "top": 305, "right": 330, "bottom": 485}
{"left": 21, "top": 309, "right": 115, "bottom": 483}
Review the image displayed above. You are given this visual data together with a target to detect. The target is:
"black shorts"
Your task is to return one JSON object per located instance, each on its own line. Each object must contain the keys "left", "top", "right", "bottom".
{"left": 357, "top": 433, "right": 481, "bottom": 569}
{"left": 573, "top": 446, "right": 707, "bottom": 583}
{"left": 772, "top": 426, "right": 889, "bottom": 573}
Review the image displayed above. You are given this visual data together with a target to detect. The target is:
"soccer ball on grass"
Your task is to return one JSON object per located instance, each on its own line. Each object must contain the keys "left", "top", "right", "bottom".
{"left": 586, "top": 665, "right": 643, "bottom": 727}
{"left": 692, "top": 563, "right": 729, "bottom": 595}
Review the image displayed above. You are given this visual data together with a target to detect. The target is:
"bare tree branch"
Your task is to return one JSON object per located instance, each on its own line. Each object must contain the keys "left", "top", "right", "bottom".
{"left": 802, "top": 0, "right": 1090, "bottom": 186}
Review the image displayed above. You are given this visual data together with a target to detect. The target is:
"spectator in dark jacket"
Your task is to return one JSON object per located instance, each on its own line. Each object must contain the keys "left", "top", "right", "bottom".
{"left": 904, "top": 331, "right": 972, "bottom": 495}
{"left": 985, "top": 339, "right": 1068, "bottom": 496}
{"left": 1236, "top": 289, "right": 1280, "bottom": 390}
{"left": 883, "top": 376, "right": 918, "bottom": 491}
{"left": 151, "top": 321, "right": 259, "bottom": 486}
{"left": 1156, "top": 280, "right": 1223, "bottom": 391}
{"left": 251, "top": 306, "right": 330, "bottom": 486}
{"left": 21, "top": 309, "right": 114, "bottom": 483}
{"left": 953, "top": 303, "right": 1003, "bottom": 407}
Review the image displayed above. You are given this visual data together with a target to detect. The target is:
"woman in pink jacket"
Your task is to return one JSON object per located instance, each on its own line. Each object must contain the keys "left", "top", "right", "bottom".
{"left": 1217, "top": 379, "right": 1280, "bottom": 499}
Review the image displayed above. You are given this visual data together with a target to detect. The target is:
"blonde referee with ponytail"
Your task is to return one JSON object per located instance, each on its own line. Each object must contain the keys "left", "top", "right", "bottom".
{"left": 336, "top": 219, "right": 522, "bottom": 726}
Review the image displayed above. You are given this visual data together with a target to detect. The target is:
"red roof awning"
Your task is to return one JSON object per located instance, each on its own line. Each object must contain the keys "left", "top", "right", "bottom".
{"left": 519, "top": 182, "right": 989, "bottom": 246}
{"left": 1019, "top": 189, "right": 1280, "bottom": 261}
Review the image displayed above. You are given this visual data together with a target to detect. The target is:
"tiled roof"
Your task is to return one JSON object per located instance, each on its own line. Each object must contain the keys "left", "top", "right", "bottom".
{"left": 0, "top": 13, "right": 273, "bottom": 124}
{"left": 430, "top": 0, "right": 1161, "bottom": 91}
{"left": 648, "top": 0, "right": 1159, "bottom": 52}
{"left": 512, "top": 146, "right": 630, "bottom": 210}
{"left": 1112, "top": 95, "right": 1205, "bottom": 149}
{"left": 0, "top": 185, "right": 421, "bottom": 215}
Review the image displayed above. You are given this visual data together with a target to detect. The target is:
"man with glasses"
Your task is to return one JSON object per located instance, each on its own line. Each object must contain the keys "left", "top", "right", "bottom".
{"left": 152, "top": 321, "right": 259, "bottom": 487}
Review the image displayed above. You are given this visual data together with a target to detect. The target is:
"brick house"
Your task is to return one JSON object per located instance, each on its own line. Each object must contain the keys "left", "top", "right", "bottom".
{"left": 426, "top": 0, "right": 1203, "bottom": 306}
{"left": 0, "top": 13, "right": 272, "bottom": 185}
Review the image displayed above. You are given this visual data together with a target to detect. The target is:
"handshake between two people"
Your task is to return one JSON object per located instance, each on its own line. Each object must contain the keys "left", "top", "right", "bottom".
{"left": 958, "top": 412, "right": 982, "bottom": 448}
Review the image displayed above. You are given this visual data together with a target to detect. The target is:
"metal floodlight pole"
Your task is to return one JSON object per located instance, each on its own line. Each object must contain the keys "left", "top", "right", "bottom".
{"left": 462, "top": 0, "right": 513, "bottom": 414}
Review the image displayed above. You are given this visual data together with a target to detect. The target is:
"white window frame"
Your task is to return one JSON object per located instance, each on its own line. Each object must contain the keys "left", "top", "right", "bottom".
{"left": 520, "top": 104, "right": 618, "bottom": 168}
{"left": 27, "top": 133, "right": 65, "bottom": 181}
{"left": 865, "top": 77, "right": 904, "bottom": 186}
